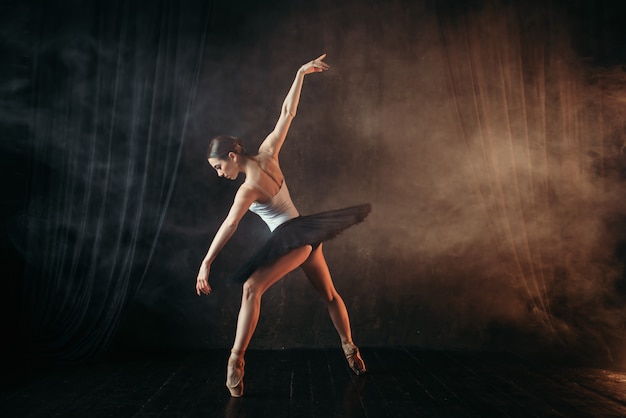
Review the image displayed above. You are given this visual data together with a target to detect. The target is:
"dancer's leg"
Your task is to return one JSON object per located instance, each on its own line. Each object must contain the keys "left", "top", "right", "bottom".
{"left": 227, "top": 245, "right": 312, "bottom": 396}
{"left": 300, "top": 243, "right": 352, "bottom": 343}
{"left": 231, "top": 245, "right": 312, "bottom": 354}
{"left": 300, "top": 243, "right": 366, "bottom": 375}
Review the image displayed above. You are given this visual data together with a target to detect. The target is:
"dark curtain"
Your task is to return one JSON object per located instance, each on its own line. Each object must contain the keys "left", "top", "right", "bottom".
{"left": 3, "top": 0, "right": 626, "bottom": 364}
{"left": 8, "top": 0, "right": 212, "bottom": 361}
{"left": 434, "top": 1, "right": 626, "bottom": 354}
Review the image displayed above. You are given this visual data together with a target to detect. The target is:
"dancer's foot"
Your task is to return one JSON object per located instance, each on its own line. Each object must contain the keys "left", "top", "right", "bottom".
{"left": 226, "top": 350, "right": 245, "bottom": 397}
{"left": 342, "top": 342, "right": 366, "bottom": 375}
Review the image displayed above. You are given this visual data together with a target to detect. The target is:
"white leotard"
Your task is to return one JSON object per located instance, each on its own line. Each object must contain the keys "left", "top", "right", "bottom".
{"left": 248, "top": 181, "right": 300, "bottom": 231}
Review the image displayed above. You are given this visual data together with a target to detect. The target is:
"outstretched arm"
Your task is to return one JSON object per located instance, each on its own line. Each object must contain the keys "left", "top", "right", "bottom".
{"left": 196, "top": 185, "right": 258, "bottom": 295}
{"left": 258, "top": 54, "right": 330, "bottom": 159}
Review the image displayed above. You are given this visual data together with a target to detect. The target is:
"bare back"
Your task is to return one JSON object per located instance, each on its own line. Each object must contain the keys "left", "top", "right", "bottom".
{"left": 244, "top": 153, "right": 285, "bottom": 204}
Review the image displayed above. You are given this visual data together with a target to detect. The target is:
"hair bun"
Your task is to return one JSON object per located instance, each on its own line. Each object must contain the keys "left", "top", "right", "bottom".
{"left": 208, "top": 135, "right": 248, "bottom": 159}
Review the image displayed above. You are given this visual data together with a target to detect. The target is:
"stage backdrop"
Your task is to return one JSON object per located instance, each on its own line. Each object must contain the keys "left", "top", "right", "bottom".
{"left": 3, "top": 0, "right": 626, "bottom": 366}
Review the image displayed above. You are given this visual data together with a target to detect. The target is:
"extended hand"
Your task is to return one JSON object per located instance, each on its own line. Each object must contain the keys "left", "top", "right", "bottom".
{"left": 196, "top": 262, "right": 212, "bottom": 296}
{"left": 300, "top": 54, "right": 330, "bottom": 75}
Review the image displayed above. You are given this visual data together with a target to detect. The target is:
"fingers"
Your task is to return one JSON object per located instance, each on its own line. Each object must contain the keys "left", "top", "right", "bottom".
{"left": 315, "top": 62, "right": 329, "bottom": 71}
{"left": 306, "top": 54, "right": 329, "bottom": 73}
{"left": 312, "top": 54, "right": 329, "bottom": 70}
{"left": 196, "top": 279, "right": 212, "bottom": 296}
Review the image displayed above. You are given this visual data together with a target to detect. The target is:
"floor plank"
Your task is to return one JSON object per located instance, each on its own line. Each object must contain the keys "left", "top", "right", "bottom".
{"left": 2, "top": 349, "right": 626, "bottom": 418}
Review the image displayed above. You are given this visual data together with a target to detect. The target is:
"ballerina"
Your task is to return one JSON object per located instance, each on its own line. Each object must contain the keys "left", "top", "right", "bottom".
{"left": 196, "top": 54, "right": 369, "bottom": 397}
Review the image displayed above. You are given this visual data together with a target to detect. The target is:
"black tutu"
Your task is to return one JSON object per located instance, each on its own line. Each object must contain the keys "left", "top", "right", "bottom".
{"left": 226, "top": 203, "right": 371, "bottom": 283}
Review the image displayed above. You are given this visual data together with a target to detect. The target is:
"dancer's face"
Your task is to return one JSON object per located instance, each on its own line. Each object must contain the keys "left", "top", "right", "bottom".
{"left": 208, "top": 153, "right": 239, "bottom": 180}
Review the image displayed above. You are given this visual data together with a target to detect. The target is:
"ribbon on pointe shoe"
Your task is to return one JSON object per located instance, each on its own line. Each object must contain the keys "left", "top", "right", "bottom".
{"left": 226, "top": 351, "right": 245, "bottom": 397}
{"left": 342, "top": 342, "right": 366, "bottom": 376}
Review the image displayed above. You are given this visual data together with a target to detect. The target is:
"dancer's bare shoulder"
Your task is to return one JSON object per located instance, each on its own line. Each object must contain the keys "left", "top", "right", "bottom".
{"left": 254, "top": 152, "right": 284, "bottom": 186}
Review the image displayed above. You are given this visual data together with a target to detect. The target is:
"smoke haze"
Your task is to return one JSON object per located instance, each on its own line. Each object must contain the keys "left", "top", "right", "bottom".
{"left": 175, "top": 0, "right": 626, "bottom": 362}
{"left": 4, "top": 0, "right": 626, "bottom": 364}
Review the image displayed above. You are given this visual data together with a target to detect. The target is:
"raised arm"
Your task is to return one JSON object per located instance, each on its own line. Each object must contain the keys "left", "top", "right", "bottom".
{"left": 196, "top": 185, "right": 258, "bottom": 295}
{"left": 258, "top": 54, "right": 330, "bottom": 159}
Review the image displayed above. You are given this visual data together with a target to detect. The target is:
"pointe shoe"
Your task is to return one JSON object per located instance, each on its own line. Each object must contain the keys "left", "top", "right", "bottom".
{"left": 226, "top": 354, "right": 245, "bottom": 397}
{"left": 342, "top": 342, "right": 366, "bottom": 375}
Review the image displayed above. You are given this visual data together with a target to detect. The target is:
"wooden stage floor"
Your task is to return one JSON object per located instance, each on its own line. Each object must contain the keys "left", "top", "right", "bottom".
{"left": 2, "top": 348, "right": 626, "bottom": 417}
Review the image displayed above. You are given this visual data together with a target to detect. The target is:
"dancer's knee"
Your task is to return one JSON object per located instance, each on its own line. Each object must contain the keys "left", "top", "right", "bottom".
{"left": 242, "top": 280, "right": 262, "bottom": 302}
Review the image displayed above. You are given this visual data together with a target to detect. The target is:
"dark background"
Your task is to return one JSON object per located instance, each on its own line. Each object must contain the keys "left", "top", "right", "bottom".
{"left": 2, "top": 0, "right": 626, "bottom": 371}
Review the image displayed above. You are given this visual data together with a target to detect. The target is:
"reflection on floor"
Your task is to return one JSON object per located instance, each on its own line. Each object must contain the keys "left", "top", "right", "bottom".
{"left": 2, "top": 348, "right": 626, "bottom": 417}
